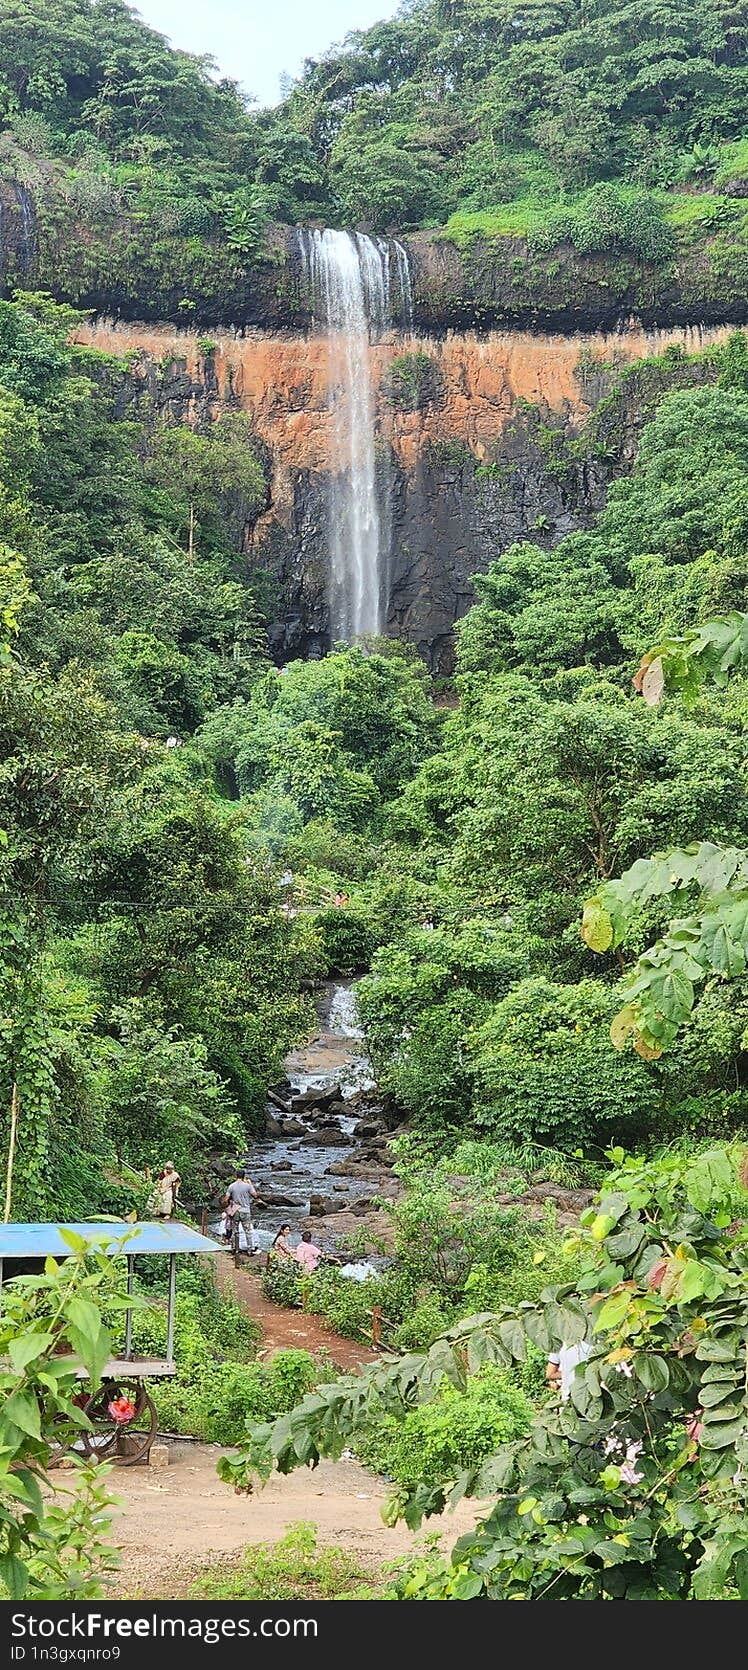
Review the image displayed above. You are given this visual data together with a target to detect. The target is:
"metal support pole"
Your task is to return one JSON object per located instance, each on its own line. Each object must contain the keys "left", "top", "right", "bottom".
{"left": 166, "top": 1254, "right": 176, "bottom": 1364}
{"left": 124, "top": 1256, "right": 134, "bottom": 1358}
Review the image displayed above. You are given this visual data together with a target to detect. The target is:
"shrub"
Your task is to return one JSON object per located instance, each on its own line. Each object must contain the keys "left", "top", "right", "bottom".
{"left": 262, "top": 1258, "right": 303, "bottom": 1308}
{"left": 387, "top": 1173, "right": 527, "bottom": 1299}
{"left": 303, "top": 1267, "right": 381, "bottom": 1341}
{"left": 383, "top": 353, "right": 444, "bottom": 411}
{"left": 316, "top": 907, "right": 376, "bottom": 974}
{"left": 189, "top": 1522, "right": 379, "bottom": 1600}
{"left": 470, "top": 977, "right": 657, "bottom": 1151}
{"left": 153, "top": 1349, "right": 322, "bottom": 1446}
{"left": 356, "top": 1366, "right": 532, "bottom": 1488}
{"left": 390, "top": 1294, "right": 452, "bottom": 1351}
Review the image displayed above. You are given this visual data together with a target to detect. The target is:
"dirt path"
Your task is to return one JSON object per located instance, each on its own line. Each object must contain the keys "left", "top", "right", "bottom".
{"left": 105, "top": 1264, "right": 479, "bottom": 1597}
{"left": 106, "top": 1444, "right": 481, "bottom": 1598}
{"left": 216, "top": 1257, "right": 377, "bottom": 1370}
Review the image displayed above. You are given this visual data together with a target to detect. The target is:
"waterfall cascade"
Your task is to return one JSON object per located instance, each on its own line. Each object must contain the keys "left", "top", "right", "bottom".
{"left": 14, "top": 186, "right": 35, "bottom": 275}
{"left": 299, "top": 229, "right": 412, "bottom": 642}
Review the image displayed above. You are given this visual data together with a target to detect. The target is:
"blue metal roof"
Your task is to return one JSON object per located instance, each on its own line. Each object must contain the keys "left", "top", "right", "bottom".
{"left": 0, "top": 1221, "right": 220, "bottom": 1258}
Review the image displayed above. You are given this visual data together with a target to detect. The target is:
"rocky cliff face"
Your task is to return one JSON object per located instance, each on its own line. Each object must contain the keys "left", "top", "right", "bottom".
{"left": 76, "top": 317, "right": 727, "bottom": 671}
{"left": 5, "top": 175, "right": 747, "bottom": 335}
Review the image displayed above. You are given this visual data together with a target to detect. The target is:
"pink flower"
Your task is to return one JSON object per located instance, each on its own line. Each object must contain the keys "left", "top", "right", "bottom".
{"left": 625, "top": 1441, "right": 643, "bottom": 1463}
{"left": 108, "top": 1396, "right": 136, "bottom": 1425}
{"left": 619, "top": 1460, "right": 643, "bottom": 1485}
{"left": 603, "top": 1435, "right": 623, "bottom": 1456}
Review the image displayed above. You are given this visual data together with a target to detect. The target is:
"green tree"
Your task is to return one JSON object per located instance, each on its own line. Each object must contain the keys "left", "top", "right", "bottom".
{"left": 219, "top": 1145, "right": 748, "bottom": 1601}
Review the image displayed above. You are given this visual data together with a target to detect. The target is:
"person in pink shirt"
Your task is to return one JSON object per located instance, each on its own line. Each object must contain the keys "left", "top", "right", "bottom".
{"left": 294, "top": 1231, "right": 324, "bottom": 1274}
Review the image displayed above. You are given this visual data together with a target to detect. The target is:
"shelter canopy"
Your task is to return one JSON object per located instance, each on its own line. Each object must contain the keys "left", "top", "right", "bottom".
{"left": 0, "top": 1222, "right": 219, "bottom": 1258}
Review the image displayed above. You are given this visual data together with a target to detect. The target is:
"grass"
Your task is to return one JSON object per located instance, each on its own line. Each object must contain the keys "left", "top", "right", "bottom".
{"left": 187, "top": 1521, "right": 383, "bottom": 1601}
{"left": 440, "top": 200, "right": 549, "bottom": 246}
{"left": 663, "top": 192, "right": 746, "bottom": 240}
{"left": 441, "top": 184, "right": 748, "bottom": 256}
{"left": 715, "top": 136, "right": 748, "bottom": 191}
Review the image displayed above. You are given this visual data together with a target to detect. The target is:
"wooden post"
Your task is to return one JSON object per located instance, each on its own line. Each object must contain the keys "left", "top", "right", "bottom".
{"left": 200, "top": 1207, "right": 208, "bottom": 1235}
{"left": 371, "top": 1304, "right": 382, "bottom": 1348}
{"left": 3, "top": 1083, "right": 19, "bottom": 1224}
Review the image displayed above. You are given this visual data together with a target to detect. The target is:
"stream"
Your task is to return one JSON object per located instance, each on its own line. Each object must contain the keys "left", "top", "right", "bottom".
{"left": 215, "top": 982, "right": 391, "bottom": 1264}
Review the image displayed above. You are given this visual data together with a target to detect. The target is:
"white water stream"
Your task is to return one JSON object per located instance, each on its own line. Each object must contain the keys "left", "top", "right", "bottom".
{"left": 299, "top": 229, "right": 412, "bottom": 643}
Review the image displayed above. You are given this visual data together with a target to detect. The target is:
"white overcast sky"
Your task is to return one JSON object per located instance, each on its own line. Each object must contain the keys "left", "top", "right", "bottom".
{"left": 135, "top": 1, "right": 399, "bottom": 109}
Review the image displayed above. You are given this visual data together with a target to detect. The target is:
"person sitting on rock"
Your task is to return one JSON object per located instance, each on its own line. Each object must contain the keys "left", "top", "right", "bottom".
{"left": 294, "top": 1230, "right": 324, "bottom": 1274}
{"left": 270, "top": 1223, "right": 294, "bottom": 1261}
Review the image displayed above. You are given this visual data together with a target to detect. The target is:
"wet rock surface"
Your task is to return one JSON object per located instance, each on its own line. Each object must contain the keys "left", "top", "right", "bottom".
{"left": 74, "top": 315, "right": 729, "bottom": 676}
{"left": 236, "top": 982, "right": 400, "bottom": 1256}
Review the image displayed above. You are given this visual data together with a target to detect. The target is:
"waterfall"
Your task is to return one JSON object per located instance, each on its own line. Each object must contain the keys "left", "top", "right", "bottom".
{"left": 394, "top": 240, "right": 413, "bottom": 329}
{"left": 13, "top": 187, "right": 35, "bottom": 275}
{"left": 300, "top": 228, "right": 412, "bottom": 642}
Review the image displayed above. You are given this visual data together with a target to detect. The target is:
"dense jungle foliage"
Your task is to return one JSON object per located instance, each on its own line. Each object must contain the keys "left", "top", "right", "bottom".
{"left": 3, "top": 286, "right": 748, "bottom": 1220}
{"left": 2, "top": 0, "right": 748, "bottom": 1606}
{"left": 5, "top": 0, "right": 748, "bottom": 267}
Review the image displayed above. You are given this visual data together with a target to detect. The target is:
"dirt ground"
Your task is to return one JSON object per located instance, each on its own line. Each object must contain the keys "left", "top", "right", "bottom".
{"left": 100, "top": 1264, "right": 478, "bottom": 1597}
{"left": 216, "top": 1259, "right": 378, "bottom": 1370}
{"left": 105, "top": 1444, "right": 480, "bottom": 1597}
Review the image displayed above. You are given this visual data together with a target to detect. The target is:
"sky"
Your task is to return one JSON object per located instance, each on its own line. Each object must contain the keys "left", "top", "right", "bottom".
{"left": 135, "top": 1, "right": 399, "bottom": 109}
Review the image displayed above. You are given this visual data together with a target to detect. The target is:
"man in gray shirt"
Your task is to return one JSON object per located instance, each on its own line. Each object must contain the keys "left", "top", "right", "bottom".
{"left": 225, "top": 1168, "right": 259, "bottom": 1256}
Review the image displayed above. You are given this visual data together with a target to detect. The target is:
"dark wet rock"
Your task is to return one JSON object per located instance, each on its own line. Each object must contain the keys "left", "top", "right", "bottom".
{"left": 291, "top": 1085, "right": 343, "bottom": 1112}
{"left": 353, "top": 1118, "right": 386, "bottom": 1138}
{"left": 309, "top": 1193, "right": 337, "bottom": 1217}
{"left": 270, "top": 1160, "right": 294, "bottom": 1171}
{"left": 265, "top": 1115, "right": 285, "bottom": 1138}
{"left": 279, "top": 1119, "right": 306, "bottom": 1137}
{"left": 522, "top": 1183, "right": 595, "bottom": 1211}
{"left": 302, "top": 1128, "right": 352, "bottom": 1147}
{"left": 209, "top": 1157, "right": 238, "bottom": 1179}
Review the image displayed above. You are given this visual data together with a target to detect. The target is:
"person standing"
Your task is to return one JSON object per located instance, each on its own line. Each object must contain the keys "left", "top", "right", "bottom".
{"left": 546, "top": 1340, "right": 592, "bottom": 1401}
{"left": 224, "top": 1168, "right": 258, "bottom": 1257}
{"left": 152, "top": 1161, "right": 181, "bottom": 1219}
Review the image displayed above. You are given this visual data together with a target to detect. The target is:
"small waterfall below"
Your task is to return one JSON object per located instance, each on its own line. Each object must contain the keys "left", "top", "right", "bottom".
{"left": 394, "top": 240, "right": 413, "bottom": 329}
{"left": 14, "top": 186, "right": 35, "bottom": 276}
{"left": 300, "top": 228, "right": 412, "bottom": 642}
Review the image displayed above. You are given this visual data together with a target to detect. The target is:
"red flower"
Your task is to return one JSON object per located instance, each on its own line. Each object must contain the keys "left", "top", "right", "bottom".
{"left": 108, "top": 1396, "right": 137, "bottom": 1425}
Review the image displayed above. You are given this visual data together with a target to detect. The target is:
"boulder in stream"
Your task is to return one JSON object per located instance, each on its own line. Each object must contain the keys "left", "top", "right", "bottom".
{"left": 309, "top": 1193, "right": 337, "bottom": 1217}
{"left": 302, "top": 1127, "right": 352, "bottom": 1147}
{"left": 291, "top": 1085, "right": 343, "bottom": 1113}
{"left": 353, "top": 1118, "right": 386, "bottom": 1137}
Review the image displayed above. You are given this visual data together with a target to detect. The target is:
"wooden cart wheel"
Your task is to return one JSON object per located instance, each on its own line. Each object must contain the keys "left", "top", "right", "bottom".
{"left": 81, "top": 1378, "right": 157, "bottom": 1466}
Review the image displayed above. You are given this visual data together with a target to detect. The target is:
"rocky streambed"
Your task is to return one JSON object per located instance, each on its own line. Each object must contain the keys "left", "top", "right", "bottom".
{"left": 233, "top": 982, "right": 402, "bottom": 1257}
